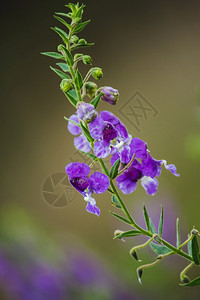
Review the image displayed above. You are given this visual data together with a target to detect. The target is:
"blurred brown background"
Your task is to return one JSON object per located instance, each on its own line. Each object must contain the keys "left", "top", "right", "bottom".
{"left": 0, "top": 0, "right": 200, "bottom": 299}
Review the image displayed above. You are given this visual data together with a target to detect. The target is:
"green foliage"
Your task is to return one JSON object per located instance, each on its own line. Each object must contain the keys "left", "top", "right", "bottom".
{"left": 64, "top": 116, "right": 81, "bottom": 128}
{"left": 41, "top": 52, "right": 64, "bottom": 59}
{"left": 56, "top": 62, "right": 70, "bottom": 73}
{"left": 143, "top": 205, "right": 150, "bottom": 231}
{"left": 80, "top": 122, "right": 94, "bottom": 143}
{"left": 111, "top": 195, "right": 121, "bottom": 209}
{"left": 109, "top": 211, "right": 132, "bottom": 225}
{"left": 74, "top": 20, "right": 91, "bottom": 33}
{"left": 76, "top": 148, "right": 97, "bottom": 161}
{"left": 176, "top": 218, "right": 181, "bottom": 248}
{"left": 90, "top": 93, "right": 102, "bottom": 108}
{"left": 51, "top": 27, "right": 69, "bottom": 44}
{"left": 50, "top": 66, "right": 70, "bottom": 80}
{"left": 75, "top": 69, "right": 83, "bottom": 89}
{"left": 63, "top": 91, "right": 77, "bottom": 107}
{"left": 150, "top": 242, "right": 171, "bottom": 256}
{"left": 114, "top": 230, "right": 141, "bottom": 240}
{"left": 158, "top": 205, "right": 163, "bottom": 237}
{"left": 180, "top": 276, "right": 200, "bottom": 287}
{"left": 109, "top": 159, "right": 120, "bottom": 180}
{"left": 191, "top": 236, "right": 200, "bottom": 265}
{"left": 149, "top": 218, "right": 157, "bottom": 234}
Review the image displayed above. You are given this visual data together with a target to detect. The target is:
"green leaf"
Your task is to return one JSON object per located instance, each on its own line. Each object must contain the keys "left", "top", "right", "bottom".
{"left": 51, "top": 27, "right": 69, "bottom": 44}
{"left": 114, "top": 230, "right": 141, "bottom": 240}
{"left": 191, "top": 236, "right": 200, "bottom": 265}
{"left": 71, "top": 42, "right": 94, "bottom": 51}
{"left": 55, "top": 12, "right": 71, "bottom": 19}
{"left": 59, "top": 46, "right": 74, "bottom": 66}
{"left": 111, "top": 195, "right": 121, "bottom": 209}
{"left": 50, "top": 66, "right": 70, "bottom": 80}
{"left": 74, "top": 20, "right": 91, "bottom": 33}
{"left": 150, "top": 242, "right": 171, "bottom": 256}
{"left": 109, "top": 211, "right": 132, "bottom": 225}
{"left": 149, "top": 218, "right": 157, "bottom": 234}
{"left": 176, "top": 218, "right": 181, "bottom": 248}
{"left": 143, "top": 205, "right": 150, "bottom": 231}
{"left": 158, "top": 205, "right": 164, "bottom": 237}
{"left": 75, "top": 69, "right": 83, "bottom": 89}
{"left": 109, "top": 159, "right": 120, "bottom": 180}
{"left": 54, "top": 15, "right": 71, "bottom": 30}
{"left": 68, "top": 89, "right": 78, "bottom": 101}
{"left": 90, "top": 92, "right": 103, "bottom": 109}
{"left": 187, "top": 234, "right": 192, "bottom": 256}
{"left": 64, "top": 116, "right": 81, "bottom": 128}
{"left": 76, "top": 4, "right": 85, "bottom": 19}
{"left": 41, "top": 52, "right": 64, "bottom": 60}
{"left": 63, "top": 91, "right": 77, "bottom": 107}
{"left": 80, "top": 122, "right": 94, "bottom": 142}
{"left": 56, "top": 62, "right": 70, "bottom": 73}
{"left": 180, "top": 276, "right": 200, "bottom": 287}
{"left": 76, "top": 148, "right": 97, "bottom": 161}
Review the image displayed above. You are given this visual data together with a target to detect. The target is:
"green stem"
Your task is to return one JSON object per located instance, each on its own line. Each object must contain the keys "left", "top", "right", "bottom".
{"left": 117, "top": 154, "right": 135, "bottom": 176}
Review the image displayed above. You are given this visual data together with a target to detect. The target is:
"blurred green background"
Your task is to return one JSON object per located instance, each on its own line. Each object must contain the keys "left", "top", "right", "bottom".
{"left": 0, "top": 0, "right": 200, "bottom": 299}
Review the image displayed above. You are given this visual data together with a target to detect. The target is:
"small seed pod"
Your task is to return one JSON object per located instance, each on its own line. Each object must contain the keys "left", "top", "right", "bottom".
{"left": 84, "top": 82, "right": 98, "bottom": 99}
{"left": 60, "top": 79, "right": 73, "bottom": 93}
{"left": 91, "top": 67, "right": 103, "bottom": 80}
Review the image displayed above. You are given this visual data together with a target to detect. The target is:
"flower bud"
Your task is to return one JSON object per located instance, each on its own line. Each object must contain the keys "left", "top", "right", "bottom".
{"left": 84, "top": 82, "right": 98, "bottom": 99}
{"left": 83, "top": 55, "right": 92, "bottom": 65}
{"left": 91, "top": 67, "right": 103, "bottom": 80}
{"left": 71, "top": 35, "right": 79, "bottom": 44}
{"left": 60, "top": 79, "right": 73, "bottom": 93}
{"left": 100, "top": 86, "right": 119, "bottom": 105}
{"left": 74, "top": 53, "right": 83, "bottom": 60}
{"left": 57, "top": 44, "right": 64, "bottom": 53}
{"left": 77, "top": 102, "right": 97, "bottom": 122}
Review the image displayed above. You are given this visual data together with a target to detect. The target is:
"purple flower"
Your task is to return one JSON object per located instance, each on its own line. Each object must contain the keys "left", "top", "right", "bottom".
{"left": 65, "top": 162, "right": 110, "bottom": 216}
{"left": 77, "top": 102, "right": 97, "bottom": 122}
{"left": 101, "top": 86, "right": 119, "bottom": 105}
{"left": 67, "top": 114, "right": 91, "bottom": 153}
{"left": 111, "top": 138, "right": 180, "bottom": 195}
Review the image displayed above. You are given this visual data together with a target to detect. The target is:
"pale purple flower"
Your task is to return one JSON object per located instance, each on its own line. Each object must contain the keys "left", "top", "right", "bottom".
{"left": 77, "top": 102, "right": 97, "bottom": 122}
{"left": 67, "top": 114, "right": 91, "bottom": 153}
{"left": 65, "top": 162, "right": 110, "bottom": 216}
{"left": 101, "top": 86, "right": 119, "bottom": 105}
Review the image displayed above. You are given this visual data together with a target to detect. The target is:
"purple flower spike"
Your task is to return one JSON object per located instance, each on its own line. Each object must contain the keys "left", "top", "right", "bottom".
{"left": 77, "top": 102, "right": 97, "bottom": 122}
{"left": 89, "top": 172, "right": 110, "bottom": 194}
{"left": 101, "top": 87, "right": 119, "bottom": 105}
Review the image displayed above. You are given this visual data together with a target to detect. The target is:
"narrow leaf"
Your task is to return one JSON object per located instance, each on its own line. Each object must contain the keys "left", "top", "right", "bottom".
{"left": 54, "top": 15, "right": 71, "bottom": 29}
{"left": 59, "top": 46, "right": 73, "bottom": 66}
{"left": 114, "top": 230, "right": 141, "bottom": 240}
{"left": 55, "top": 12, "right": 71, "bottom": 19}
{"left": 109, "top": 211, "right": 131, "bottom": 225}
{"left": 109, "top": 159, "right": 120, "bottom": 180}
{"left": 90, "top": 92, "right": 103, "bottom": 109}
{"left": 111, "top": 195, "right": 121, "bottom": 209}
{"left": 68, "top": 89, "right": 78, "bottom": 101}
{"left": 51, "top": 27, "right": 69, "bottom": 44}
{"left": 75, "top": 69, "right": 83, "bottom": 89}
{"left": 191, "top": 236, "right": 200, "bottom": 265}
{"left": 80, "top": 122, "right": 94, "bottom": 142}
{"left": 71, "top": 42, "right": 94, "bottom": 51}
{"left": 187, "top": 234, "right": 192, "bottom": 256}
{"left": 158, "top": 205, "right": 164, "bottom": 237}
{"left": 150, "top": 242, "right": 171, "bottom": 256}
{"left": 180, "top": 276, "right": 200, "bottom": 287}
{"left": 41, "top": 52, "right": 64, "bottom": 60}
{"left": 50, "top": 66, "right": 70, "bottom": 80}
{"left": 74, "top": 20, "right": 91, "bottom": 33}
{"left": 143, "top": 205, "right": 150, "bottom": 231}
{"left": 75, "top": 148, "right": 97, "bottom": 161}
{"left": 56, "top": 62, "right": 70, "bottom": 73}
{"left": 149, "top": 218, "right": 157, "bottom": 234}
{"left": 63, "top": 91, "right": 77, "bottom": 107}
{"left": 64, "top": 116, "right": 81, "bottom": 128}
{"left": 176, "top": 218, "right": 181, "bottom": 248}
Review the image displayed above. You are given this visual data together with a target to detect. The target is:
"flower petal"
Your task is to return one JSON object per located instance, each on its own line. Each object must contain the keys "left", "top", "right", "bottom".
{"left": 77, "top": 102, "right": 97, "bottom": 122}
{"left": 89, "top": 172, "right": 110, "bottom": 194}
{"left": 89, "top": 116, "right": 105, "bottom": 140}
{"left": 94, "top": 141, "right": 111, "bottom": 158}
{"left": 102, "top": 122, "right": 118, "bottom": 145}
{"left": 65, "top": 162, "right": 90, "bottom": 178}
{"left": 70, "top": 177, "right": 89, "bottom": 193}
{"left": 162, "top": 160, "right": 180, "bottom": 177}
{"left": 86, "top": 201, "right": 100, "bottom": 217}
{"left": 74, "top": 134, "right": 91, "bottom": 153}
{"left": 100, "top": 111, "right": 120, "bottom": 126}
{"left": 116, "top": 174, "right": 138, "bottom": 194}
{"left": 119, "top": 145, "right": 131, "bottom": 164}
{"left": 129, "top": 138, "right": 147, "bottom": 159}
{"left": 141, "top": 176, "right": 159, "bottom": 195}
{"left": 111, "top": 152, "right": 120, "bottom": 166}
{"left": 141, "top": 154, "right": 162, "bottom": 178}
{"left": 67, "top": 114, "right": 81, "bottom": 136}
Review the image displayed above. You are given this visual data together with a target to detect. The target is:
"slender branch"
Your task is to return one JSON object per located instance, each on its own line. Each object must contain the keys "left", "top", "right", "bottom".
{"left": 117, "top": 154, "right": 135, "bottom": 176}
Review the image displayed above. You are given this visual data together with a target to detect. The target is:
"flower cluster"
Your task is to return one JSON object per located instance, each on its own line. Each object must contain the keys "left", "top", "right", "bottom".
{"left": 65, "top": 162, "right": 109, "bottom": 216}
{"left": 66, "top": 103, "right": 179, "bottom": 215}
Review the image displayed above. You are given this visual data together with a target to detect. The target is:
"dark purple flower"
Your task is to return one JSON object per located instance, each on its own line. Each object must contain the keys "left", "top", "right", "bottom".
{"left": 101, "top": 86, "right": 119, "bottom": 105}
{"left": 65, "top": 162, "right": 110, "bottom": 216}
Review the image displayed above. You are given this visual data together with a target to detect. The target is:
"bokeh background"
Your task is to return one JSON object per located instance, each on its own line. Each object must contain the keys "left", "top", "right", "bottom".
{"left": 1, "top": 0, "right": 200, "bottom": 299}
